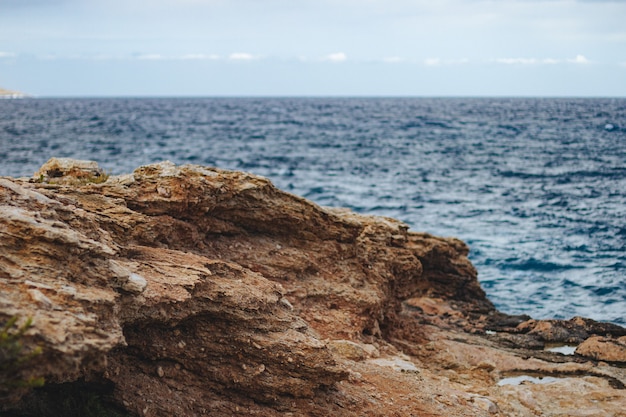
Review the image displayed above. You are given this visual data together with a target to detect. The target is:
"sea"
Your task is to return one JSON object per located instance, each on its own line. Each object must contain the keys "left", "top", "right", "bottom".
{"left": 1, "top": 97, "right": 624, "bottom": 325}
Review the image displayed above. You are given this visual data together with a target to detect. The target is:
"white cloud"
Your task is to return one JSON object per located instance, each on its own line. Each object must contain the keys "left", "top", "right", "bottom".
{"left": 228, "top": 52, "right": 256, "bottom": 61}
{"left": 180, "top": 53, "right": 220, "bottom": 60}
{"left": 423, "top": 58, "right": 468, "bottom": 66}
{"left": 382, "top": 56, "right": 405, "bottom": 63}
{"left": 568, "top": 54, "right": 590, "bottom": 64}
{"left": 448, "top": 58, "right": 470, "bottom": 65}
{"left": 424, "top": 57, "right": 441, "bottom": 66}
{"left": 137, "top": 54, "right": 165, "bottom": 60}
{"left": 130, "top": 53, "right": 224, "bottom": 61}
{"left": 0, "top": 51, "right": 16, "bottom": 58}
{"left": 493, "top": 55, "right": 593, "bottom": 65}
{"left": 494, "top": 57, "right": 540, "bottom": 65}
{"left": 493, "top": 57, "right": 563, "bottom": 65}
{"left": 323, "top": 52, "right": 347, "bottom": 62}
{"left": 92, "top": 54, "right": 124, "bottom": 60}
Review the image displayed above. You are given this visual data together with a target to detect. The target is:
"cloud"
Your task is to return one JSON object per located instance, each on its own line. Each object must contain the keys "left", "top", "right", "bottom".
{"left": 131, "top": 53, "right": 224, "bottom": 61}
{"left": 228, "top": 52, "right": 256, "bottom": 61}
{"left": 423, "top": 57, "right": 469, "bottom": 66}
{"left": 91, "top": 54, "right": 124, "bottom": 60}
{"left": 136, "top": 54, "right": 165, "bottom": 60}
{"left": 494, "top": 57, "right": 541, "bottom": 65}
{"left": 323, "top": 52, "right": 347, "bottom": 62}
{"left": 0, "top": 52, "right": 16, "bottom": 58}
{"left": 493, "top": 57, "right": 559, "bottom": 65}
{"left": 568, "top": 54, "right": 590, "bottom": 64}
{"left": 493, "top": 55, "right": 590, "bottom": 65}
{"left": 381, "top": 56, "right": 405, "bottom": 63}
{"left": 181, "top": 53, "right": 220, "bottom": 60}
{"left": 424, "top": 57, "right": 441, "bottom": 66}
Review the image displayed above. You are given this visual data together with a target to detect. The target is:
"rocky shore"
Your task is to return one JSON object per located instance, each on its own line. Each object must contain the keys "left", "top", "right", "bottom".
{"left": 1, "top": 158, "right": 625, "bottom": 416}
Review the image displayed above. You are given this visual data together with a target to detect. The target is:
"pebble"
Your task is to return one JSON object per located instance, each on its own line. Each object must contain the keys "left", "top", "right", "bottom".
{"left": 123, "top": 273, "right": 147, "bottom": 294}
{"left": 472, "top": 396, "right": 498, "bottom": 414}
{"left": 27, "top": 288, "right": 53, "bottom": 309}
{"left": 279, "top": 297, "right": 294, "bottom": 310}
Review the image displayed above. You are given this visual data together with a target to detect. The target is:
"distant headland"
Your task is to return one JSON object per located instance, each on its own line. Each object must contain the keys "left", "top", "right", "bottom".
{"left": 0, "top": 87, "right": 28, "bottom": 98}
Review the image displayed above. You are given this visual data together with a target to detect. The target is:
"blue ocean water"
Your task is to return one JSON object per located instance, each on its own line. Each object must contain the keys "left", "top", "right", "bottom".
{"left": 1, "top": 97, "right": 625, "bottom": 325}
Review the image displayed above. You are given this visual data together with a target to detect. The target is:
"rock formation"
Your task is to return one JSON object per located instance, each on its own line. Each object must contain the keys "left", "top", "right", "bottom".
{"left": 1, "top": 157, "right": 625, "bottom": 416}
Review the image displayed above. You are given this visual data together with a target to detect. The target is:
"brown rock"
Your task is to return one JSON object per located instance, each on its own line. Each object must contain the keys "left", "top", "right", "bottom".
{"left": 576, "top": 336, "right": 626, "bottom": 363}
{"left": 1, "top": 158, "right": 625, "bottom": 416}
{"left": 34, "top": 157, "right": 108, "bottom": 184}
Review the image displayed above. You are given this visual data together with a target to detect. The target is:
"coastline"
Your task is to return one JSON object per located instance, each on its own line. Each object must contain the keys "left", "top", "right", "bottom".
{"left": 1, "top": 158, "right": 625, "bottom": 416}
{"left": 0, "top": 87, "right": 28, "bottom": 99}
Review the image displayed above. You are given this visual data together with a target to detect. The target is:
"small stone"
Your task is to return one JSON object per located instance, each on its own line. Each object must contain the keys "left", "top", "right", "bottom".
{"left": 109, "top": 260, "right": 147, "bottom": 294}
{"left": 157, "top": 186, "right": 171, "bottom": 197}
{"left": 476, "top": 361, "right": 496, "bottom": 372}
{"left": 59, "top": 285, "right": 77, "bottom": 297}
{"left": 157, "top": 366, "right": 164, "bottom": 377}
{"left": 123, "top": 273, "right": 147, "bottom": 294}
{"left": 348, "top": 371, "right": 363, "bottom": 382}
{"left": 368, "top": 356, "right": 419, "bottom": 373}
{"left": 361, "top": 343, "right": 380, "bottom": 358}
{"left": 472, "top": 396, "right": 498, "bottom": 414}
{"left": 279, "top": 297, "right": 294, "bottom": 310}
{"left": 329, "top": 340, "right": 367, "bottom": 361}
{"left": 252, "top": 364, "right": 265, "bottom": 376}
{"left": 34, "top": 157, "right": 105, "bottom": 184}
{"left": 27, "top": 289, "right": 53, "bottom": 309}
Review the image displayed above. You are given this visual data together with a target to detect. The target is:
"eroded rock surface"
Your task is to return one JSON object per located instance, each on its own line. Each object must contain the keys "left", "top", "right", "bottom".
{"left": 1, "top": 159, "right": 624, "bottom": 416}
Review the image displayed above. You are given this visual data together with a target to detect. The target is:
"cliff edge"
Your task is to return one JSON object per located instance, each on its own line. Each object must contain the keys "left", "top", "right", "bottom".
{"left": 1, "top": 158, "right": 625, "bottom": 416}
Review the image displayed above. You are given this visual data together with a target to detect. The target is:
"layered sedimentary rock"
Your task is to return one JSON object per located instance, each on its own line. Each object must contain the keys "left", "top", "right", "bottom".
{"left": 1, "top": 158, "right": 625, "bottom": 416}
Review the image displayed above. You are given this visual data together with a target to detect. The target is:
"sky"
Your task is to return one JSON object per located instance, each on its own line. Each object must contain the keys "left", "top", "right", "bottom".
{"left": 1, "top": 0, "right": 625, "bottom": 97}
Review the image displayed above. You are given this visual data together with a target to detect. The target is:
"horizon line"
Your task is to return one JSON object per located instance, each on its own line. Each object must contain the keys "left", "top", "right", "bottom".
{"left": 5, "top": 94, "right": 626, "bottom": 100}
